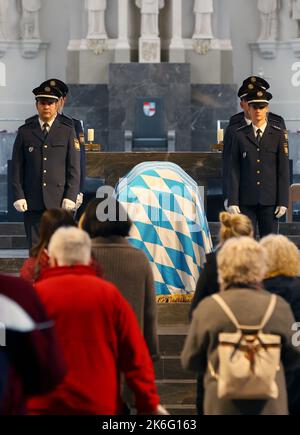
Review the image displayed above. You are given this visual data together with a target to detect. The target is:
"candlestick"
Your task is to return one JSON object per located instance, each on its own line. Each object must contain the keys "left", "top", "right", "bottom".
{"left": 88, "top": 129, "right": 94, "bottom": 143}
{"left": 217, "top": 128, "right": 224, "bottom": 143}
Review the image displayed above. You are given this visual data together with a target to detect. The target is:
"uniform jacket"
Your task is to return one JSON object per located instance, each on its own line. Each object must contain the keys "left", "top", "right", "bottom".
{"left": 181, "top": 288, "right": 300, "bottom": 415}
{"left": 27, "top": 265, "right": 160, "bottom": 415}
{"left": 222, "top": 111, "right": 286, "bottom": 199}
{"left": 228, "top": 123, "right": 289, "bottom": 207}
{"left": 12, "top": 114, "right": 80, "bottom": 210}
{"left": 0, "top": 274, "right": 66, "bottom": 415}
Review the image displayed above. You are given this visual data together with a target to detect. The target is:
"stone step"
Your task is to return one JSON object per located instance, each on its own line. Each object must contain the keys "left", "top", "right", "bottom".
{"left": 155, "top": 356, "right": 196, "bottom": 380}
{"left": 0, "top": 235, "right": 28, "bottom": 249}
{"left": 158, "top": 325, "right": 188, "bottom": 355}
{"left": 0, "top": 250, "right": 28, "bottom": 273}
{"left": 157, "top": 304, "right": 190, "bottom": 326}
{"left": 0, "top": 223, "right": 25, "bottom": 236}
{"left": 164, "top": 405, "right": 197, "bottom": 415}
{"left": 156, "top": 380, "right": 196, "bottom": 408}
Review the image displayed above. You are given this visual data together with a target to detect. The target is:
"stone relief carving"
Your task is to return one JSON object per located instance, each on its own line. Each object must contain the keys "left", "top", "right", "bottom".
{"left": 86, "top": 0, "right": 107, "bottom": 39}
{"left": 21, "top": 0, "right": 41, "bottom": 40}
{"left": 135, "top": 0, "right": 164, "bottom": 38}
{"left": 257, "top": 0, "right": 280, "bottom": 41}
{"left": 192, "top": 0, "right": 214, "bottom": 39}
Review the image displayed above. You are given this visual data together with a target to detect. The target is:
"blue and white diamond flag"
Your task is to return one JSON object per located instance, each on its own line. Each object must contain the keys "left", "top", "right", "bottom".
{"left": 115, "top": 162, "right": 213, "bottom": 297}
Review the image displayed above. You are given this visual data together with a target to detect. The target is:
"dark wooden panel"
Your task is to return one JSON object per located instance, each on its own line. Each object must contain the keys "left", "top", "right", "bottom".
{"left": 86, "top": 152, "right": 222, "bottom": 189}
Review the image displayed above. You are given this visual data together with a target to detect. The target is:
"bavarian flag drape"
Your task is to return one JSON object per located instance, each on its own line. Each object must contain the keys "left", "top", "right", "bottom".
{"left": 115, "top": 162, "right": 213, "bottom": 302}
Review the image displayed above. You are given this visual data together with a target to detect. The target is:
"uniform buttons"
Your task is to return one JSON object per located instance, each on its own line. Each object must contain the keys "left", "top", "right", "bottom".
{"left": 257, "top": 170, "right": 260, "bottom": 174}
{"left": 257, "top": 182, "right": 261, "bottom": 186}
{"left": 43, "top": 183, "right": 47, "bottom": 187}
{"left": 257, "top": 148, "right": 260, "bottom": 152}
{"left": 257, "top": 159, "right": 261, "bottom": 163}
{"left": 44, "top": 145, "right": 48, "bottom": 149}
{"left": 44, "top": 170, "right": 47, "bottom": 173}
{"left": 44, "top": 157, "right": 47, "bottom": 161}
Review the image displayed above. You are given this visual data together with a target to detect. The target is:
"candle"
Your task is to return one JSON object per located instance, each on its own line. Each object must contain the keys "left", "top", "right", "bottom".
{"left": 217, "top": 128, "right": 224, "bottom": 143}
{"left": 88, "top": 129, "right": 94, "bottom": 142}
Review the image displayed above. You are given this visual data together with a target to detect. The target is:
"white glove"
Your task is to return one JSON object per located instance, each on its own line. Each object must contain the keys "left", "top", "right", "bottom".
{"left": 75, "top": 193, "right": 83, "bottom": 210}
{"left": 62, "top": 198, "right": 76, "bottom": 212}
{"left": 13, "top": 199, "right": 28, "bottom": 213}
{"left": 228, "top": 205, "right": 241, "bottom": 215}
{"left": 224, "top": 199, "right": 229, "bottom": 211}
{"left": 275, "top": 206, "right": 287, "bottom": 219}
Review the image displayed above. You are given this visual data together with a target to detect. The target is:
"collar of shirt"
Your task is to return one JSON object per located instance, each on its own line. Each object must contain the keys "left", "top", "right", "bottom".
{"left": 244, "top": 117, "right": 252, "bottom": 126}
{"left": 252, "top": 121, "right": 267, "bottom": 137}
{"left": 38, "top": 115, "right": 57, "bottom": 131}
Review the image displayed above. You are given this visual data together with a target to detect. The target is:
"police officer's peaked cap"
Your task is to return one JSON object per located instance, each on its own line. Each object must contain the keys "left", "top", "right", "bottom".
{"left": 246, "top": 89, "right": 273, "bottom": 105}
{"left": 41, "top": 78, "right": 69, "bottom": 97}
{"left": 242, "top": 76, "right": 270, "bottom": 91}
{"left": 238, "top": 83, "right": 263, "bottom": 99}
{"left": 33, "top": 84, "right": 61, "bottom": 101}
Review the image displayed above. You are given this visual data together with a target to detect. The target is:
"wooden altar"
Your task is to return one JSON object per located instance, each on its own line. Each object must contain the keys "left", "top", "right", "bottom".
{"left": 86, "top": 152, "right": 222, "bottom": 193}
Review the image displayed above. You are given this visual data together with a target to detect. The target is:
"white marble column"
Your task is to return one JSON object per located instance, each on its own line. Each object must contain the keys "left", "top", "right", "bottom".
{"left": 115, "top": 0, "right": 130, "bottom": 62}
{"left": 169, "top": 0, "right": 185, "bottom": 62}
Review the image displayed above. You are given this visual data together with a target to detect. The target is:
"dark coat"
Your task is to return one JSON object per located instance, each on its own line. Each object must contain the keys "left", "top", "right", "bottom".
{"left": 12, "top": 114, "right": 80, "bottom": 210}
{"left": 228, "top": 123, "right": 289, "bottom": 207}
{"left": 223, "top": 112, "right": 286, "bottom": 199}
{"left": 263, "top": 275, "right": 300, "bottom": 415}
{"left": 190, "top": 250, "right": 219, "bottom": 319}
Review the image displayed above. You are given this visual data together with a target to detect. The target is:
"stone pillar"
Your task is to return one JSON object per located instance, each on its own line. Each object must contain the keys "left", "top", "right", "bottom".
{"left": 169, "top": 0, "right": 185, "bottom": 62}
{"left": 115, "top": 0, "right": 130, "bottom": 62}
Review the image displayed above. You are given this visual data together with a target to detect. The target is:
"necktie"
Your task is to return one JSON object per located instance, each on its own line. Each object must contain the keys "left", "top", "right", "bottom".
{"left": 256, "top": 128, "right": 262, "bottom": 144}
{"left": 42, "top": 123, "right": 49, "bottom": 138}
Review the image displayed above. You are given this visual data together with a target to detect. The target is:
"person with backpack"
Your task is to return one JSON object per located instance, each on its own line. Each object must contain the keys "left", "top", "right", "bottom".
{"left": 181, "top": 237, "right": 300, "bottom": 415}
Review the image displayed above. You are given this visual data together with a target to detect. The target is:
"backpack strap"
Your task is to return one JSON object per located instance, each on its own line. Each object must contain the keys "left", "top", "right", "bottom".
{"left": 258, "top": 294, "right": 277, "bottom": 330}
{"left": 212, "top": 294, "right": 242, "bottom": 330}
{"left": 212, "top": 293, "right": 277, "bottom": 332}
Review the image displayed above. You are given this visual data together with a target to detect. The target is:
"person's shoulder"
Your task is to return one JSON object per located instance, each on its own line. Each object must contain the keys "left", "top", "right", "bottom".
{"left": 19, "top": 115, "right": 38, "bottom": 130}
{"left": 56, "top": 113, "right": 74, "bottom": 129}
{"left": 229, "top": 112, "right": 244, "bottom": 126}
{"left": 269, "top": 112, "right": 285, "bottom": 125}
{"left": 25, "top": 114, "right": 38, "bottom": 125}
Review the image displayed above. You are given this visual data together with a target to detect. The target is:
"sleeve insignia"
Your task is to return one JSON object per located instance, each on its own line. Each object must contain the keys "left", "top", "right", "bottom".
{"left": 74, "top": 138, "right": 80, "bottom": 151}
{"left": 284, "top": 143, "right": 289, "bottom": 155}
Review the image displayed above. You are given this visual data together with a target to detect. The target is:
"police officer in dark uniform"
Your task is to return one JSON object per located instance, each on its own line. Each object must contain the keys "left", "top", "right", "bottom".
{"left": 222, "top": 76, "right": 286, "bottom": 204}
{"left": 12, "top": 85, "right": 81, "bottom": 248}
{"left": 227, "top": 89, "right": 290, "bottom": 237}
{"left": 40, "top": 79, "right": 86, "bottom": 211}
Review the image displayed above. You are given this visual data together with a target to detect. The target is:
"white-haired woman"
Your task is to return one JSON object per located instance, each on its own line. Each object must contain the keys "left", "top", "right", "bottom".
{"left": 181, "top": 237, "right": 300, "bottom": 415}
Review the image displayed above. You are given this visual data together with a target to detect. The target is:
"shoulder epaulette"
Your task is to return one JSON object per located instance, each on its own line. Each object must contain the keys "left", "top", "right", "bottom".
{"left": 229, "top": 112, "right": 244, "bottom": 126}
{"left": 236, "top": 124, "right": 249, "bottom": 132}
{"left": 270, "top": 124, "right": 282, "bottom": 131}
{"left": 269, "top": 112, "right": 284, "bottom": 122}
{"left": 25, "top": 115, "right": 38, "bottom": 124}
{"left": 57, "top": 113, "right": 73, "bottom": 127}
